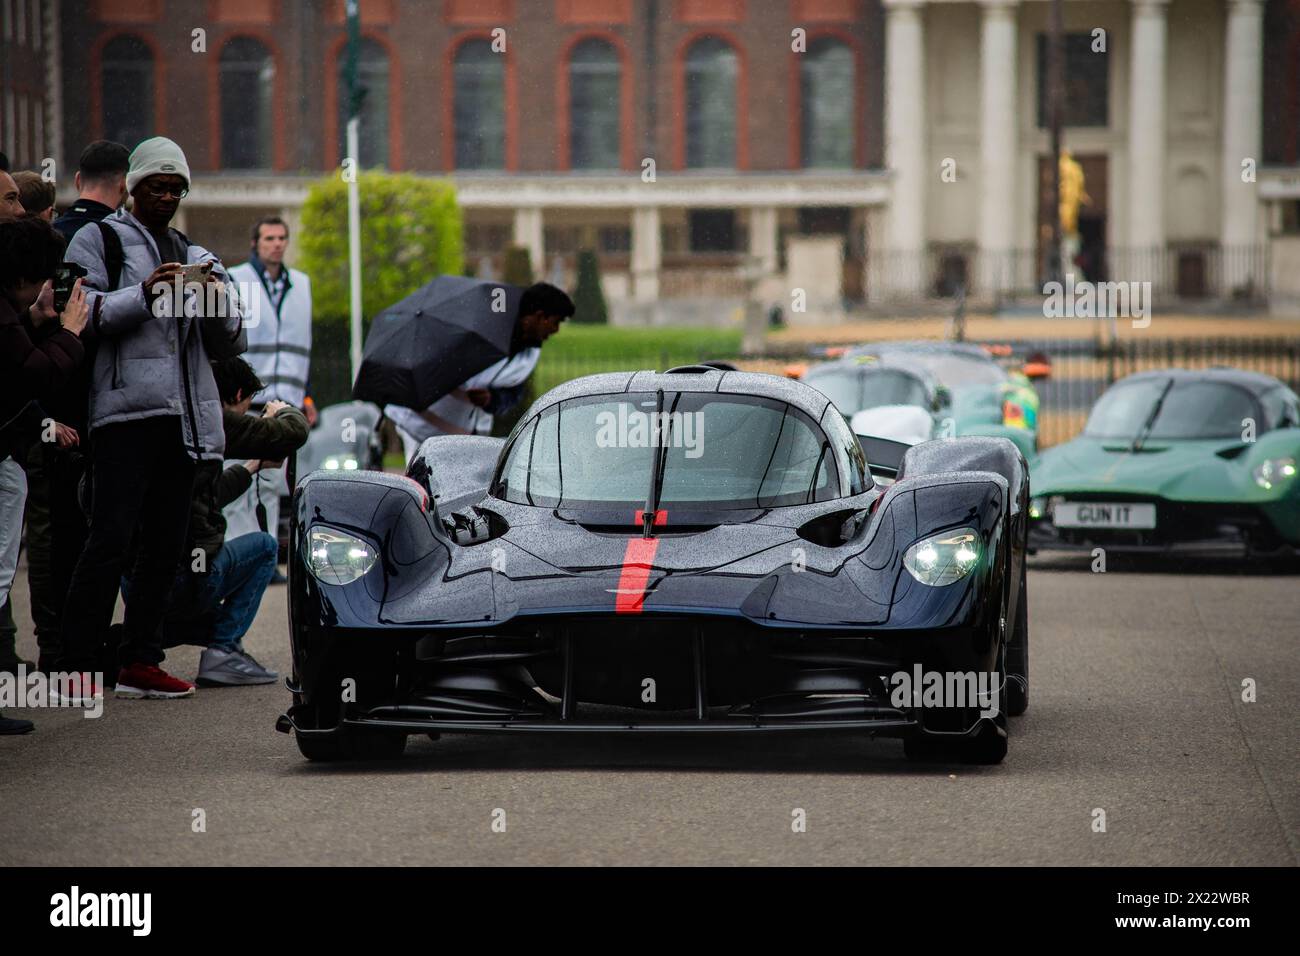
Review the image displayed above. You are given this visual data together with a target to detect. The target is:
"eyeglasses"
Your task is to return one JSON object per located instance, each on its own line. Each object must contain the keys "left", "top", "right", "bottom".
{"left": 142, "top": 183, "right": 189, "bottom": 199}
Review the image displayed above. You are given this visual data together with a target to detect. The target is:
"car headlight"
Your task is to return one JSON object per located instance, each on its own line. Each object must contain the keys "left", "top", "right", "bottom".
{"left": 903, "top": 528, "right": 982, "bottom": 586}
{"left": 322, "top": 455, "right": 359, "bottom": 471}
{"left": 1253, "top": 457, "right": 1297, "bottom": 490}
{"left": 1029, "top": 496, "right": 1045, "bottom": 519}
{"left": 306, "top": 527, "right": 377, "bottom": 585}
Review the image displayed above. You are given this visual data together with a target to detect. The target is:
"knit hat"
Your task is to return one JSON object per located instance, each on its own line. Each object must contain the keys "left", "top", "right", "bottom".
{"left": 126, "top": 137, "right": 191, "bottom": 194}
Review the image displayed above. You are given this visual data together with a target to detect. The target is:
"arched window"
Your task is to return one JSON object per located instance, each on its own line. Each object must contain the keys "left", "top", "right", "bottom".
{"left": 685, "top": 37, "right": 737, "bottom": 169}
{"left": 101, "top": 35, "right": 153, "bottom": 150}
{"left": 219, "top": 37, "right": 275, "bottom": 170}
{"left": 569, "top": 38, "right": 620, "bottom": 170}
{"left": 801, "top": 38, "right": 854, "bottom": 168}
{"left": 454, "top": 39, "right": 505, "bottom": 170}
{"left": 337, "top": 37, "right": 391, "bottom": 169}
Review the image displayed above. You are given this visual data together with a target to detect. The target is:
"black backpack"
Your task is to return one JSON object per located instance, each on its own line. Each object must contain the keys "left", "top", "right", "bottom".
{"left": 95, "top": 221, "right": 125, "bottom": 292}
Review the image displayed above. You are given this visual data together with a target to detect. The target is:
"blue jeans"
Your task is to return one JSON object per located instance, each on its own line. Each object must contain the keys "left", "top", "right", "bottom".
{"left": 192, "top": 533, "right": 279, "bottom": 650}
{"left": 122, "top": 532, "right": 278, "bottom": 651}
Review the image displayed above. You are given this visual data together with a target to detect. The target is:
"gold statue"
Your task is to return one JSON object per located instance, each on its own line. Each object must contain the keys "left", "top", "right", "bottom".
{"left": 1059, "top": 150, "right": 1090, "bottom": 237}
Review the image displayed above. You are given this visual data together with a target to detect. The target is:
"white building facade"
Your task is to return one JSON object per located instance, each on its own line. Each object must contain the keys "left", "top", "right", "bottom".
{"left": 876, "top": 0, "right": 1268, "bottom": 306}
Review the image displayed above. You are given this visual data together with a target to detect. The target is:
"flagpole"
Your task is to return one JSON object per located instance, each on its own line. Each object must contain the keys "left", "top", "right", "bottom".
{"left": 345, "top": 0, "right": 363, "bottom": 385}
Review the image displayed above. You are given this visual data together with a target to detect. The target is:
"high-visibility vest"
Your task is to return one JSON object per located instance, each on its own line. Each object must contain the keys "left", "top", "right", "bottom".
{"left": 228, "top": 260, "right": 313, "bottom": 408}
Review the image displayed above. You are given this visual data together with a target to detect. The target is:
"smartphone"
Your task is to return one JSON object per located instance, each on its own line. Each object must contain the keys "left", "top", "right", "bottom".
{"left": 51, "top": 262, "right": 88, "bottom": 313}
{"left": 177, "top": 262, "right": 213, "bottom": 284}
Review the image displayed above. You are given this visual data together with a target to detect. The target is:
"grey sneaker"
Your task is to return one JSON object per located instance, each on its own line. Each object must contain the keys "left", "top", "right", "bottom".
{"left": 197, "top": 647, "right": 279, "bottom": 686}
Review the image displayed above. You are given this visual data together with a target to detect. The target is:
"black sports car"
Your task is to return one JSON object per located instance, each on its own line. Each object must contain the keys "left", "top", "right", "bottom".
{"left": 277, "top": 367, "right": 1030, "bottom": 763}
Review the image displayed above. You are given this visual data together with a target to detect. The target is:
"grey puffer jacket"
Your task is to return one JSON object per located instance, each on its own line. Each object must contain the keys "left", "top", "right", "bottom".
{"left": 65, "top": 209, "right": 246, "bottom": 460}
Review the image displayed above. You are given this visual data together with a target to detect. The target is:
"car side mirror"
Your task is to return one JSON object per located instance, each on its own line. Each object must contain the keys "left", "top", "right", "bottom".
{"left": 932, "top": 386, "right": 952, "bottom": 411}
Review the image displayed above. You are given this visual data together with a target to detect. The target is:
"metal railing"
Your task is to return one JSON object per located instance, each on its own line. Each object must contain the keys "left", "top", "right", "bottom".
{"left": 867, "top": 245, "right": 1271, "bottom": 306}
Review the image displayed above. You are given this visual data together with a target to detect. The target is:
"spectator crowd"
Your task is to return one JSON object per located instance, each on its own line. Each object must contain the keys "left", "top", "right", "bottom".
{"left": 0, "top": 136, "right": 575, "bottom": 736}
{"left": 0, "top": 137, "right": 314, "bottom": 733}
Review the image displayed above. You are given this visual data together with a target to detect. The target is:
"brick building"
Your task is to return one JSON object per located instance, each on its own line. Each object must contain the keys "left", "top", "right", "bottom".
{"left": 1, "top": 0, "right": 61, "bottom": 172}
{"left": 48, "top": 0, "right": 886, "bottom": 321}
{"left": 5, "top": 1, "right": 1300, "bottom": 313}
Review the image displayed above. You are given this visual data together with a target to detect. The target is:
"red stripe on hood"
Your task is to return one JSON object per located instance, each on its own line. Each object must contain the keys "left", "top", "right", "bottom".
{"left": 615, "top": 538, "right": 660, "bottom": 614}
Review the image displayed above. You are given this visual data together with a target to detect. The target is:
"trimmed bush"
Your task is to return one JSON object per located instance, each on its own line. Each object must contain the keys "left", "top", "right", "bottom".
{"left": 572, "top": 249, "right": 608, "bottom": 324}
{"left": 298, "top": 172, "right": 463, "bottom": 328}
{"left": 502, "top": 245, "right": 534, "bottom": 287}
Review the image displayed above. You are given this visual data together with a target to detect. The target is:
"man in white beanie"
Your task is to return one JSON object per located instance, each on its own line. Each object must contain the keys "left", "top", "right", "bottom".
{"left": 57, "top": 136, "right": 247, "bottom": 704}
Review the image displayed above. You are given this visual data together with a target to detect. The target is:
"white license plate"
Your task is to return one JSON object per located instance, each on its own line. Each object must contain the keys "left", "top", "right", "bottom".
{"left": 1053, "top": 502, "right": 1157, "bottom": 529}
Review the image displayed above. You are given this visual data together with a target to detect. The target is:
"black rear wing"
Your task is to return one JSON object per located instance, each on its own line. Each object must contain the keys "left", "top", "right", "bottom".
{"left": 856, "top": 434, "right": 912, "bottom": 481}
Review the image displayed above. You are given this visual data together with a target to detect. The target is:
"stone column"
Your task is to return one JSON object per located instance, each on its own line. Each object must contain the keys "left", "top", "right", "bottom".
{"left": 512, "top": 206, "right": 544, "bottom": 276}
{"left": 1221, "top": 0, "right": 1263, "bottom": 295}
{"left": 978, "top": 0, "right": 1018, "bottom": 299}
{"left": 884, "top": 0, "right": 927, "bottom": 298}
{"left": 631, "top": 205, "right": 661, "bottom": 302}
{"left": 748, "top": 206, "right": 779, "bottom": 275}
{"left": 1128, "top": 0, "right": 1169, "bottom": 286}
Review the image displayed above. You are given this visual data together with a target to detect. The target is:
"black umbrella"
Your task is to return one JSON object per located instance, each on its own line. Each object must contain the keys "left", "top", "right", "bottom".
{"left": 352, "top": 276, "right": 523, "bottom": 410}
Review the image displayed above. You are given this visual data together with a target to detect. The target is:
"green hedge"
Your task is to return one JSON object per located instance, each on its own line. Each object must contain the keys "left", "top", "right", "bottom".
{"left": 298, "top": 172, "right": 463, "bottom": 328}
{"left": 572, "top": 249, "right": 608, "bottom": 324}
{"left": 502, "top": 245, "right": 534, "bottom": 287}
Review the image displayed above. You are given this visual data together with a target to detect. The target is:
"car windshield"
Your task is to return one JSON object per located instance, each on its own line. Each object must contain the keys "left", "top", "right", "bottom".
{"left": 495, "top": 392, "right": 840, "bottom": 510}
{"left": 1084, "top": 379, "right": 1259, "bottom": 440}
{"left": 886, "top": 351, "right": 1006, "bottom": 387}
{"left": 806, "top": 367, "right": 929, "bottom": 413}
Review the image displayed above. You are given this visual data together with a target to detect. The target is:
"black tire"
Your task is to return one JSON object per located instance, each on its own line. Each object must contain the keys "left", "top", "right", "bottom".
{"left": 295, "top": 729, "right": 407, "bottom": 762}
{"left": 902, "top": 735, "right": 945, "bottom": 761}
{"left": 905, "top": 642, "right": 1010, "bottom": 764}
{"left": 903, "top": 725, "right": 1008, "bottom": 764}
{"left": 346, "top": 730, "right": 407, "bottom": 760}
{"left": 295, "top": 732, "right": 344, "bottom": 762}
{"left": 953, "top": 722, "right": 1008, "bottom": 764}
{"left": 1006, "top": 562, "right": 1029, "bottom": 717}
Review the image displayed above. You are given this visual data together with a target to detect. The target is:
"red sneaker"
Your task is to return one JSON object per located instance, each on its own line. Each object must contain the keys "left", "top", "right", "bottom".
{"left": 115, "top": 663, "right": 196, "bottom": 699}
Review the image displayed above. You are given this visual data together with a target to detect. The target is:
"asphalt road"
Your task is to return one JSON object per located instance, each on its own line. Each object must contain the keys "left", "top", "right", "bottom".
{"left": 1, "top": 556, "right": 1295, "bottom": 867}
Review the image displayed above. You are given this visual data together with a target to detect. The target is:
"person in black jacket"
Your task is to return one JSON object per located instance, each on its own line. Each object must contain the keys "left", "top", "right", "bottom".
{"left": 123, "top": 358, "right": 308, "bottom": 686}
{"left": 0, "top": 216, "right": 89, "bottom": 733}
{"left": 24, "top": 144, "right": 129, "bottom": 672}
{"left": 51, "top": 141, "right": 129, "bottom": 243}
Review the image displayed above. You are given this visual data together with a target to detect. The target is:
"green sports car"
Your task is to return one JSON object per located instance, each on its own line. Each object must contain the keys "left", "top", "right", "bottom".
{"left": 1029, "top": 368, "right": 1300, "bottom": 558}
{"left": 803, "top": 342, "right": 1046, "bottom": 463}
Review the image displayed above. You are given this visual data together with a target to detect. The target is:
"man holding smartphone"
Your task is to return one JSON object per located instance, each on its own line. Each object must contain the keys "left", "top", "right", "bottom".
{"left": 0, "top": 216, "right": 90, "bottom": 730}
{"left": 57, "top": 137, "right": 246, "bottom": 703}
